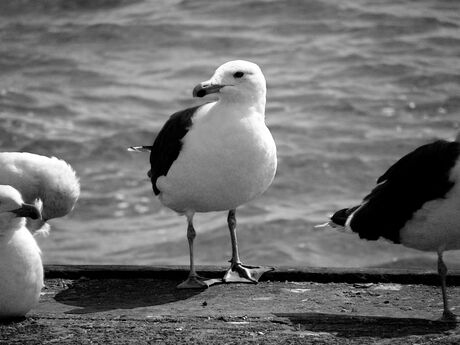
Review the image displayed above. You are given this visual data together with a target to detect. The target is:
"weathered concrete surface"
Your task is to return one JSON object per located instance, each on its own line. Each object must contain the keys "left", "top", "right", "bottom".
{"left": 1, "top": 265, "right": 460, "bottom": 344}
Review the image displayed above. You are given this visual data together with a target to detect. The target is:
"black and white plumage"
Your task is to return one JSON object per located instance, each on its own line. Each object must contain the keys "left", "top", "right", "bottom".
{"left": 130, "top": 60, "right": 277, "bottom": 288}
{"left": 149, "top": 106, "right": 200, "bottom": 196}
{"left": 325, "top": 138, "right": 460, "bottom": 321}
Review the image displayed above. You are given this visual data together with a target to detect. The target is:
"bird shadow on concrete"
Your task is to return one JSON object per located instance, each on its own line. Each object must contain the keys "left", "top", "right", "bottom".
{"left": 275, "top": 312, "right": 457, "bottom": 338}
{"left": 54, "top": 278, "right": 204, "bottom": 314}
{"left": 0, "top": 316, "right": 26, "bottom": 325}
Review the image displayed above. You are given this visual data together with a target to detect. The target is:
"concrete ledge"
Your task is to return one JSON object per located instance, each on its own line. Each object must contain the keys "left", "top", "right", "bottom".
{"left": 2, "top": 265, "right": 460, "bottom": 344}
{"left": 45, "top": 264, "right": 460, "bottom": 285}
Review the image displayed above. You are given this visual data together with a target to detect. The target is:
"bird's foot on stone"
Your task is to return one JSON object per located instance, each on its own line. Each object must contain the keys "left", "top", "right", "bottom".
{"left": 223, "top": 263, "right": 274, "bottom": 284}
{"left": 177, "top": 275, "right": 210, "bottom": 289}
{"left": 440, "top": 309, "right": 457, "bottom": 322}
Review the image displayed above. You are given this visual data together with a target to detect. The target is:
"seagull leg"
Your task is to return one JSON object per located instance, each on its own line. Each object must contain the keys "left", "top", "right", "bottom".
{"left": 222, "top": 209, "right": 274, "bottom": 284}
{"left": 437, "top": 250, "right": 456, "bottom": 321}
{"left": 177, "top": 212, "right": 208, "bottom": 289}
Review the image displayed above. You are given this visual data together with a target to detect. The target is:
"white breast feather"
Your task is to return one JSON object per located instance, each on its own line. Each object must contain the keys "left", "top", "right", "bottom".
{"left": 157, "top": 103, "right": 277, "bottom": 213}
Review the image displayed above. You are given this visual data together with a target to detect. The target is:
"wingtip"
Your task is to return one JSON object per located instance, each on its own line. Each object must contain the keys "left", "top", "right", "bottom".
{"left": 127, "top": 146, "right": 152, "bottom": 153}
{"left": 313, "top": 221, "right": 333, "bottom": 230}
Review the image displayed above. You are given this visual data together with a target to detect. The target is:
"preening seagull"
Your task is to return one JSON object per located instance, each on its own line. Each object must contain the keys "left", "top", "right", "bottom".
{"left": 320, "top": 136, "right": 460, "bottom": 321}
{"left": 0, "top": 152, "right": 80, "bottom": 233}
{"left": 0, "top": 185, "right": 43, "bottom": 319}
{"left": 130, "top": 60, "right": 277, "bottom": 288}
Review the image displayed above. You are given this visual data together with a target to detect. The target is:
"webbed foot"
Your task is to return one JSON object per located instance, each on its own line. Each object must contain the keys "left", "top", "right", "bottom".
{"left": 223, "top": 263, "right": 274, "bottom": 284}
{"left": 439, "top": 309, "right": 457, "bottom": 322}
{"left": 177, "top": 275, "right": 209, "bottom": 289}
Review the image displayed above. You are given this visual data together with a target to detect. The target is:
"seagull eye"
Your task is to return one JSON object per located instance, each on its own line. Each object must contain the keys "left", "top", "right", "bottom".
{"left": 233, "top": 71, "right": 244, "bottom": 78}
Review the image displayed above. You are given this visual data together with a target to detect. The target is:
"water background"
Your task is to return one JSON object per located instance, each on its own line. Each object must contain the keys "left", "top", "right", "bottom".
{"left": 1, "top": 0, "right": 460, "bottom": 269}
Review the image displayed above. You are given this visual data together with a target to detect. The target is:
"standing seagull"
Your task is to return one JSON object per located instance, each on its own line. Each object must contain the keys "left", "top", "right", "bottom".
{"left": 0, "top": 152, "right": 80, "bottom": 233}
{"left": 322, "top": 136, "right": 460, "bottom": 321}
{"left": 0, "top": 185, "right": 43, "bottom": 319}
{"left": 130, "top": 60, "right": 277, "bottom": 288}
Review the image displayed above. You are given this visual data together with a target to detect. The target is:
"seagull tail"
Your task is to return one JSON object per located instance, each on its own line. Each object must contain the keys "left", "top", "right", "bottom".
{"left": 314, "top": 219, "right": 350, "bottom": 232}
{"left": 314, "top": 206, "right": 359, "bottom": 233}
{"left": 127, "top": 146, "right": 152, "bottom": 153}
{"left": 313, "top": 221, "right": 338, "bottom": 231}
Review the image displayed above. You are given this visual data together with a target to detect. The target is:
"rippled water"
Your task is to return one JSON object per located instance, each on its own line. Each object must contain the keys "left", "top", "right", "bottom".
{"left": 1, "top": 0, "right": 459, "bottom": 269}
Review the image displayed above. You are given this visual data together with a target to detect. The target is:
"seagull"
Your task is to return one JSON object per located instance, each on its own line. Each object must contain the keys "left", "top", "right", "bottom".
{"left": 0, "top": 152, "right": 80, "bottom": 233}
{"left": 130, "top": 60, "right": 277, "bottom": 288}
{"left": 320, "top": 136, "right": 460, "bottom": 321}
{"left": 0, "top": 185, "right": 43, "bottom": 319}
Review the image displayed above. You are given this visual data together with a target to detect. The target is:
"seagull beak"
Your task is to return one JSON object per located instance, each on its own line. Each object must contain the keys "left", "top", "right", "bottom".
{"left": 193, "top": 80, "right": 224, "bottom": 98}
{"left": 12, "top": 203, "right": 42, "bottom": 220}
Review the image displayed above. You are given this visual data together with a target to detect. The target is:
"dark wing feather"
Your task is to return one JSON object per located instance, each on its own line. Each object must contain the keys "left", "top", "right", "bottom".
{"left": 149, "top": 105, "right": 201, "bottom": 195}
{"left": 349, "top": 140, "right": 460, "bottom": 243}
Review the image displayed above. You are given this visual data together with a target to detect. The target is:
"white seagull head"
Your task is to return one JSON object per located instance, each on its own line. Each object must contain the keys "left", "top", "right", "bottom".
{"left": 193, "top": 60, "right": 266, "bottom": 106}
{"left": 0, "top": 185, "right": 41, "bottom": 231}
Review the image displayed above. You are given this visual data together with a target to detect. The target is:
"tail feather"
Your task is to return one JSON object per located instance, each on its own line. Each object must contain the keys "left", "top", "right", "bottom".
{"left": 331, "top": 206, "right": 360, "bottom": 227}
{"left": 315, "top": 205, "right": 360, "bottom": 232}
{"left": 128, "top": 146, "right": 152, "bottom": 152}
{"left": 330, "top": 208, "right": 350, "bottom": 227}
